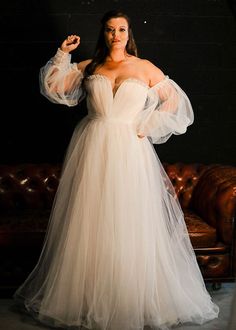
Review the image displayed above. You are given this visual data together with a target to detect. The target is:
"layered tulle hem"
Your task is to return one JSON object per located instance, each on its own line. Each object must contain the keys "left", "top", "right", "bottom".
{"left": 14, "top": 292, "right": 219, "bottom": 330}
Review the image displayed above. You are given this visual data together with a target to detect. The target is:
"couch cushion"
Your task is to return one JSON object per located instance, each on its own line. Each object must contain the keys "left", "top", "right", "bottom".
{"left": 184, "top": 209, "right": 217, "bottom": 248}
{"left": 0, "top": 210, "right": 49, "bottom": 247}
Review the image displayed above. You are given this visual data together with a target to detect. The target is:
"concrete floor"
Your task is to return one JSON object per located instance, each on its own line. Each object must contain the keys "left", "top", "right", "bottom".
{"left": 0, "top": 283, "right": 235, "bottom": 330}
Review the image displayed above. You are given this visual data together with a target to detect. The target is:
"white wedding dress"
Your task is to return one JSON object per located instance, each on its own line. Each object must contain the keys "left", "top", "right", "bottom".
{"left": 14, "top": 49, "right": 219, "bottom": 330}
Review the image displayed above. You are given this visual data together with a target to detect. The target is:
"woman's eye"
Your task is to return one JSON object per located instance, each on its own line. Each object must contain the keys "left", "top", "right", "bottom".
{"left": 105, "top": 28, "right": 113, "bottom": 33}
{"left": 120, "top": 28, "right": 126, "bottom": 32}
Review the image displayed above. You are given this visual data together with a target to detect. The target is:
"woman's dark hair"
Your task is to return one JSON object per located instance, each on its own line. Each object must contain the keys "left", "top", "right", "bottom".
{"left": 85, "top": 10, "right": 138, "bottom": 76}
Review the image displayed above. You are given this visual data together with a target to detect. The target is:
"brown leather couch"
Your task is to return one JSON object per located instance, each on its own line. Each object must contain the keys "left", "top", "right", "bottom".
{"left": 0, "top": 163, "right": 236, "bottom": 296}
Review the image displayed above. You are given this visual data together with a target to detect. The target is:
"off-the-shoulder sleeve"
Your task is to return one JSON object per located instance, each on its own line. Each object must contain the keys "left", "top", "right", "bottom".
{"left": 136, "top": 76, "right": 194, "bottom": 144}
{"left": 39, "top": 48, "right": 84, "bottom": 107}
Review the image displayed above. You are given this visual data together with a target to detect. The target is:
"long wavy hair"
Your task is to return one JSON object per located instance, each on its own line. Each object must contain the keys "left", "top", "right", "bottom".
{"left": 84, "top": 10, "right": 138, "bottom": 76}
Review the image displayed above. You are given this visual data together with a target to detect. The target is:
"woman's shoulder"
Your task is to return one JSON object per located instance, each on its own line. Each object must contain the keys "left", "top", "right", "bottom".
{"left": 77, "top": 59, "right": 92, "bottom": 73}
{"left": 135, "top": 57, "right": 166, "bottom": 87}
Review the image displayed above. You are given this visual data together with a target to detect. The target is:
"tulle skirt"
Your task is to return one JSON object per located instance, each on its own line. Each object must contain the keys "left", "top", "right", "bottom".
{"left": 14, "top": 116, "right": 219, "bottom": 330}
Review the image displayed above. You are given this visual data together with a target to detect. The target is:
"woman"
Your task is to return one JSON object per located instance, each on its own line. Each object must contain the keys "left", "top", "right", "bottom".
{"left": 14, "top": 10, "right": 219, "bottom": 330}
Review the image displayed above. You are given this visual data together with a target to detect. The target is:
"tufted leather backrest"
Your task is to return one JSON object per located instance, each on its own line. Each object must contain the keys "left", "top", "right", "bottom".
{"left": 163, "top": 163, "right": 208, "bottom": 208}
{"left": 0, "top": 162, "right": 211, "bottom": 211}
{"left": 190, "top": 165, "right": 236, "bottom": 243}
{"left": 0, "top": 164, "right": 61, "bottom": 211}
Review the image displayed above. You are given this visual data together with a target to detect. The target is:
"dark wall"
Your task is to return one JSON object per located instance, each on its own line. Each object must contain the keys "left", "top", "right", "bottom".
{"left": 0, "top": 0, "right": 235, "bottom": 165}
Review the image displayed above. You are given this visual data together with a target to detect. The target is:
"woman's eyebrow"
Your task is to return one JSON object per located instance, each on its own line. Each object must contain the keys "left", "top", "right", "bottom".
{"left": 106, "top": 25, "right": 128, "bottom": 28}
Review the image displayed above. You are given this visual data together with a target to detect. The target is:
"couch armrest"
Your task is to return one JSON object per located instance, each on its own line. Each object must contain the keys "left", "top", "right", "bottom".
{"left": 190, "top": 165, "right": 236, "bottom": 245}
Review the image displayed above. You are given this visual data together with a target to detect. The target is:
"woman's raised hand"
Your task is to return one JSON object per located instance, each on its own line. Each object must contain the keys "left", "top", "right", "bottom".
{"left": 60, "top": 35, "right": 80, "bottom": 53}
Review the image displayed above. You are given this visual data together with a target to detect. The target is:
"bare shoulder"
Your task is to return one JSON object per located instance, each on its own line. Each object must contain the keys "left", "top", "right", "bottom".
{"left": 138, "top": 58, "right": 166, "bottom": 87}
{"left": 77, "top": 59, "right": 92, "bottom": 73}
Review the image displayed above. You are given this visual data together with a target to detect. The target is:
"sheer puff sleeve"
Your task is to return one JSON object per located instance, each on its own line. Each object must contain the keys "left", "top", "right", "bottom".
{"left": 39, "top": 48, "right": 84, "bottom": 107}
{"left": 136, "top": 76, "right": 194, "bottom": 144}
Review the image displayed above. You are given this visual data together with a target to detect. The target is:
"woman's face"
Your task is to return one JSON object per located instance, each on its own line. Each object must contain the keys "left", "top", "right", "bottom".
{"left": 104, "top": 17, "right": 129, "bottom": 51}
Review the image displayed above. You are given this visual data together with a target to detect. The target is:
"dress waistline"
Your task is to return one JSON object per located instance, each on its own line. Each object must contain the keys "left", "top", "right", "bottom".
{"left": 87, "top": 114, "right": 133, "bottom": 125}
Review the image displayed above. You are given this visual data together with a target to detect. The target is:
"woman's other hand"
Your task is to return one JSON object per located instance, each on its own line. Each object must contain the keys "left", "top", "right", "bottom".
{"left": 137, "top": 134, "right": 145, "bottom": 139}
{"left": 60, "top": 35, "right": 80, "bottom": 53}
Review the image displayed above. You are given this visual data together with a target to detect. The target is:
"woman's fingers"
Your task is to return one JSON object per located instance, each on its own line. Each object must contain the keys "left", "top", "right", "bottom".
{"left": 61, "top": 35, "right": 80, "bottom": 53}
{"left": 66, "top": 35, "right": 80, "bottom": 45}
{"left": 137, "top": 134, "right": 145, "bottom": 138}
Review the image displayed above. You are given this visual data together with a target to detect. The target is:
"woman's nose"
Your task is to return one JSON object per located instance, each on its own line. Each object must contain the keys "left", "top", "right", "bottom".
{"left": 112, "top": 29, "right": 118, "bottom": 37}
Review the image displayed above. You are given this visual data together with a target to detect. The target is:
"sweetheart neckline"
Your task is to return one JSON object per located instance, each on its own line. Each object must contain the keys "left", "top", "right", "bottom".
{"left": 87, "top": 74, "right": 149, "bottom": 97}
{"left": 86, "top": 73, "right": 169, "bottom": 98}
